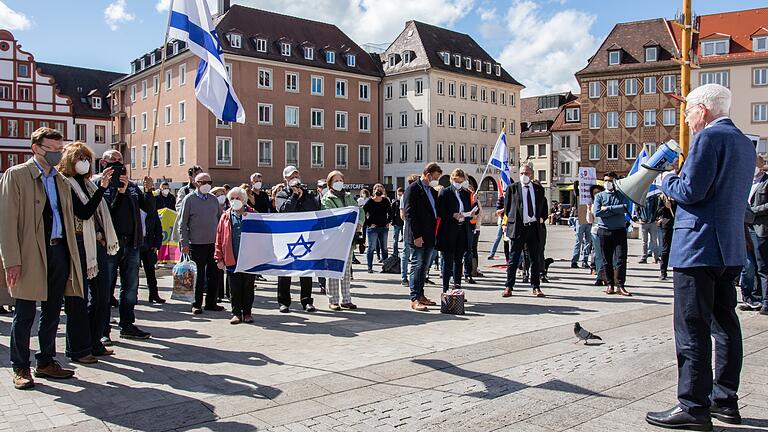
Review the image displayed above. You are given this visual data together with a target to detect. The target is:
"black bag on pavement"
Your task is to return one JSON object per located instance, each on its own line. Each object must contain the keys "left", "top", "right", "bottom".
{"left": 380, "top": 255, "right": 401, "bottom": 274}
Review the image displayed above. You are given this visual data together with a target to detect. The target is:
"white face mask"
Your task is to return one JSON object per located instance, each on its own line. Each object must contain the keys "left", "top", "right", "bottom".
{"left": 217, "top": 195, "right": 227, "bottom": 205}
{"left": 429, "top": 179, "right": 439, "bottom": 188}
{"left": 519, "top": 175, "right": 530, "bottom": 185}
{"left": 198, "top": 184, "right": 212, "bottom": 194}
{"left": 604, "top": 181, "right": 614, "bottom": 191}
{"left": 288, "top": 178, "right": 301, "bottom": 187}
{"left": 397, "top": 194, "right": 404, "bottom": 200}
{"left": 75, "top": 160, "right": 90, "bottom": 175}
{"left": 252, "top": 181, "right": 262, "bottom": 190}
{"left": 453, "top": 182, "right": 463, "bottom": 190}
{"left": 161, "top": 189, "right": 170, "bottom": 196}
{"left": 332, "top": 181, "right": 344, "bottom": 191}
{"left": 230, "top": 199, "right": 244, "bottom": 211}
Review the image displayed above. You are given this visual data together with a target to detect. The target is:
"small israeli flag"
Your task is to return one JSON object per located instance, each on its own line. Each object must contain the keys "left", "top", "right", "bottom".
{"left": 168, "top": 0, "right": 245, "bottom": 123}
{"left": 234, "top": 207, "right": 359, "bottom": 278}
{"left": 489, "top": 130, "right": 512, "bottom": 188}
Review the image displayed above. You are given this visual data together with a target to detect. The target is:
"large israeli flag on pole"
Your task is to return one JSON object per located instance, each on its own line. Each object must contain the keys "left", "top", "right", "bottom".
{"left": 167, "top": 0, "right": 245, "bottom": 123}
{"left": 489, "top": 130, "right": 513, "bottom": 188}
{"left": 234, "top": 207, "right": 359, "bottom": 278}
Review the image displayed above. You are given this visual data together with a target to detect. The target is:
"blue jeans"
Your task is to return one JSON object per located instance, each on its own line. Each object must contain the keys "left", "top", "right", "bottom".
{"left": 401, "top": 240, "right": 411, "bottom": 282}
{"left": 591, "top": 231, "right": 604, "bottom": 281}
{"left": 571, "top": 223, "right": 592, "bottom": 265}
{"left": 104, "top": 244, "right": 140, "bottom": 334}
{"left": 751, "top": 229, "right": 768, "bottom": 307}
{"left": 367, "top": 227, "right": 389, "bottom": 270}
{"left": 392, "top": 225, "right": 403, "bottom": 256}
{"left": 489, "top": 224, "right": 503, "bottom": 257}
{"left": 409, "top": 245, "right": 435, "bottom": 300}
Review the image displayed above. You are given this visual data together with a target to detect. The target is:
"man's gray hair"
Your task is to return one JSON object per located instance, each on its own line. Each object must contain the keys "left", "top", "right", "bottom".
{"left": 250, "top": 172, "right": 262, "bottom": 182}
{"left": 227, "top": 186, "right": 247, "bottom": 202}
{"left": 102, "top": 149, "right": 122, "bottom": 162}
{"left": 194, "top": 172, "right": 211, "bottom": 182}
{"left": 686, "top": 84, "right": 731, "bottom": 117}
{"left": 520, "top": 162, "right": 533, "bottom": 171}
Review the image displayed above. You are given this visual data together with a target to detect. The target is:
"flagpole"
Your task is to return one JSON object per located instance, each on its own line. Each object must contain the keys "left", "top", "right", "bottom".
{"left": 146, "top": 1, "right": 174, "bottom": 180}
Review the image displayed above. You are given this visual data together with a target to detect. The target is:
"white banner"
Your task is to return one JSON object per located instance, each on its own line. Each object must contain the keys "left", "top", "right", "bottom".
{"left": 578, "top": 167, "right": 597, "bottom": 205}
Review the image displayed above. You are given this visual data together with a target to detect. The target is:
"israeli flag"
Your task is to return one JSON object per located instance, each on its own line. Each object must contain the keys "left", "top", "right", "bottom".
{"left": 168, "top": 0, "right": 245, "bottom": 123}
{"left": 489, "top": 130, "right": 513, "bottom": 188}
{"left": 234, "top": 207, "right": 359, "bottom": 278}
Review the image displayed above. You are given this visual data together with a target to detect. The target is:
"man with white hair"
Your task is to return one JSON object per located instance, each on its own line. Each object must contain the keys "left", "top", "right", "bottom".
{"left": 646, "top": 84, "right": 753, "bottom": 430}
{"left": 178, "top": 172, "right": 223, "bottom": 315}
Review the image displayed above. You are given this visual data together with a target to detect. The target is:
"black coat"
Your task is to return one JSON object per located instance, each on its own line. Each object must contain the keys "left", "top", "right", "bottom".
{"left": 142, "top": 208, "right": 163, "bottom": 250}
{"left": 435, "top": 187, "right": 472, "bottom": 253}
{"left": 503, "top": 182, "right": 548, "bottom": 239}
{"left": 749, "top": 173, "right": 768, "bottom": 238}
{"left": 156, "top": 193, "right": 176, "bottom": 210}
{"left": 275, "top": 186, "right": 320, "bottom": 213}
{"left": 404, "top": 180, "right": 438, "bottom": 248}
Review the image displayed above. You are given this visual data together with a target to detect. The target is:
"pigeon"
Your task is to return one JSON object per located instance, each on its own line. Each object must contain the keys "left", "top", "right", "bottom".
{"left": 574, "top": 322, "right": 602, "bottom": 345}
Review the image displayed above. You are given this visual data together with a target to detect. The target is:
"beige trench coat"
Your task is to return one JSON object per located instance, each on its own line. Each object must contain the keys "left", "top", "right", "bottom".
{"left": 0, "top": 158, "right": 83, "bottom": 301}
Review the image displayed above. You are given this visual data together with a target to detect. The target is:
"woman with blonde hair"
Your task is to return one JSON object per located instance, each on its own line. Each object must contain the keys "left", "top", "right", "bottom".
{"left": 58, "top": 142, "right": 120, "bottom": 362}
{"left": 321, "top": 171, "right": 364, "bottom": 310}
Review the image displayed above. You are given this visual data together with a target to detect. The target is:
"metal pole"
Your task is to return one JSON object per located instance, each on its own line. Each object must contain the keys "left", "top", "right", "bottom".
{"left": 146, "top": 1, "right": 174, "bottom": 179}
{"left": 678, "top": 0, "right": 692, "bottom": 168}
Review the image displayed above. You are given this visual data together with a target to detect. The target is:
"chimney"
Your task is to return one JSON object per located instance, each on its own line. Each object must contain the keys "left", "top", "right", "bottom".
{"left": 217, "top": 0, "right": 231, "bottom": 15}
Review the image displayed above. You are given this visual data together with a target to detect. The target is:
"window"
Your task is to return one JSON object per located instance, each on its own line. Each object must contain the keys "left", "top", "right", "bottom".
{"left": 589, "top": 81, "right": 600, "bottom": 98}
{"left": 325, "top": 50, "right": 336, "bottom": 63}
{"left": 510, "top": 92, "right": 516, "bottom": 107}
{"left": 480, "top": 146, "right": 487, "bottom": 164}
{"left": 385, "top": 143, "right": 393, "bottom": 164}
{"left": 537, "top": 144, "right": 546, "bottom": 157}
{"left": 153, "top": 75, "right": 160, "bottom": 94}
{"left": 400, "top": 111, "right": 408, "bottom": 128}
{"left": 753, "top": 103, "right": 768, "bottom": 122}
{"left": 491, "top": 89, "right": 497, "bottom": 104}
{"left": 16, "top": 86, "right": 30, "bottom": 101}
{"left": 459, "top": 113, "right": 466, "bottom": 129}
{"left": 359, "top": 82, "right": 370, "bottom": 100}
{"left": 92, "top": 97, "right": 102, "bottom": 109}
{"left": 702, "top": 39, "right": 729, "bottom": 57}
{"left": 217, "top": 119, "right": 231, "bottom": 128}
{"left": 346, "top": 54, "right": 356, "bottom": 67}
{"left": 285, "top": 141, "right": 299, "bottom": 166}
{"left": 335, "top": 111, "right": 348, "bottom": 130}
{"left": 258, "top": 68, "right": 272, "bottom": 89}
{"left": 95, "top": 125, "right": 106, "bottom": 144}
{"left": 608, "top": 50, "right": 621, "bottom": 65}
{"left": 470, "top": 114, "right": 477, "bottom": 130}
{"left": 152, "top": 143, "right": 159, "bottom": 167}
{"left": 281, "top": 42, "right": 291, "bottom": 57}
{"left": 645, "top": 142, "right": 657, "bottom": 155}
{"left": 415, "top": 141, "right": 424, "bottom": 163}
{"left": 415, "top": 110, "right": 423, "bottom": 127}
{"left": 440, "top": 52, "right": 450, "bottom": 65}
{"left": 481, "top": 116, "right": 487, "bottom": 132}
{"left": 644, "top": 76, "right": 656, "bottom": 94}
{"left": 311, "top": 76, "right": 324, "bottom": 95}
{"left": 399, "top": 142, "right": 408, "bottom": 162}
{"left": 22, "top": 120, "right": 32, "bottom": 138}
{"left": 285, "top": 72, "right": 299, "bottom": 92}
{"left": 400, "top": 81, "right": 407, "bottom": 97}
{"left": 258, "top": 103, "right": 272, "bottom": 124}
{"left": 311, "top": 108, "right": 324, "bottom": 128}
{"left": 625, "top": 143, "right": 637, "bottom": 160}
{"left": 754, "top": 36, "right": 768, "bottom": 52}
{"left": 625, "top": 111, "right": 638, "bottom": 128}
{"left": 415, "top": 79, "right": 423, "bottom": 95}
{"left": 164, "top": 140, "right": 172, "bottom": 166}
{"left": 645, "top": 46, "right": 658, "bottom": 62}
{"left": 335, "top": 144, "right": 347, "bottom": 168}
{"left": 460, "top": 83, "right": 466, "bottom": 99}
{"left": 54, "top": 122, "right": 65, "bottom": 136}
{"left": 228, "top": 33, "right": 242, "bottom": 48}
{"left": 448, "top": 142, "right": 455, "bottom": 162}
{"left": 335, "top": 79, "right": 348, "bottom": 98}
{"left": 130, "top": 147, "right": 136, "bottom": 169}
{"left": 607, "top": 112, "right": 618, "bottom": 128}
{"left": 385, "top": 83, "right": 393, "bottom": 99}
{"left": 304, "top": 46, "right": 314, "bottom": 60}
{"left": 285, "top": 106, "right": 299, "bottom": 127}
{"left": 700, "top": 71, "right": 730, "bottom": 87}
{"left": 164, "top": 105, "right": 172, "bottom": 125}
{"left": 311, "top": 143, "right": 324, "bottom": 168}
{"left": 560, "top": 161, "right": 571, "bottom": 176}
{"left": 500, "top": 91, "right": 505, "bottom": 105}
{"left": 607, "top": 143, "right": 618, "bottom": 160}
{"left": 491, "top": 117, "right": 498, "bottom": 133}
{"left": 165, "top": 69, "right": 172, "bottom": 90}
{"left": 464, "top": 57, "right": 471, "bottom": 69}
{"left": 454, "top": 54, "right": 461, "bottom": 67}
{"left": 495, "top": 65, "right": 501, "bottom": 76}
{"left": 644, "top": 109, "right": 657, "bottom": 127}
{"left": 359, "top": 113, "right": 370, "bottom": 132}
{"left": 561, "top": 135, "right": 572, "bottom": 150}
{"left": 359, "top": 145, "right": 370, "bottom": 169}
{"left": 448, "top": 81, "right": 455, "bottom": 97}
{"left": 215, "top": 138, "right": 231, "bottom": 165}
{"left": 448, "top": 111, "right": 455, "bottom": 128}
{"left": 141, "top": 113, "right": 148, "bottom": 131}
{"left": 388, "top": 54, "right": 397, "bottom": 67}
{"left": 470, "top": 144, "right": 476, "bottom": 164}
{"left": 437, "top": 79, "right": 444, "bottom": 95}
{"left": 258, "top": 140, "right": 272, "bottom": 166}
{"left": 565, "top": 107, "right": 580, "bottom": 122}
{"left": 130, "top": 115, "right": 136, "bottom": 133}
{"left": 538, "top": 170, "right": 547, "bottom": 183}
{"left": 459, "top": 144, "right": 466, "bottom": 163}
{"left": 17, "top": 62, "right": 30, "bottom": 77}
{"left": 481, "top": 87, "right": 487, "bottom": 102}
{"left": 607, "top": 80, "right": 619, "bottom": 97}
{"left": 589, "top": 112, "right": 600, "bottom": 129}
{"left": 470, "top": 84, "right": 477, "bottom": 100}
{"left": 754, "top": 68, "right": 768, "bottom": 86}
{"left": 662, "top": 75, "right": 676, "bottom": 93}
{"left": 385, "top": 113, "right": 393, "bottom": 129}
{"left": 625, "top": 78, "right": 637, "bottom": 95}
{"left": 404, "top": 51, "right": 413, "bottom": 64}
{"left": 256, "top": 38, "right": 267, "bottom": 52}
{"left": 141, "top": 145, "right": 147, "bottom": 169}
{"left": 179, "top": 64, "right": 187, "bottom": 85}
{"left": 485, "top": 62, "right": 492, "bottom": 74}
{"left": 437, "top": 142, "right": 444, "bottom": 162}
{"left": 663, "top": 108, "right": 677, "bottom": 126}
{"left": 436, "top": 110, "right": 444, "bottom": 127}
{"left": 526, "top": 145, "right": 535, "bottom": 158}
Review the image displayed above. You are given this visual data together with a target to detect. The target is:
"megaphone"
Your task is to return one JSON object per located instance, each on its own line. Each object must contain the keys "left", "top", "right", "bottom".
{"left": 615, "top": 140, "right": 680, "bottom": 207}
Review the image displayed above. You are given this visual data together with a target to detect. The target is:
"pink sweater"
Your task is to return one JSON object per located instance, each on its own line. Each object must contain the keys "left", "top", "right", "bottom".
{"left": 214, "top": 207, "right": 253, "bottom": 268}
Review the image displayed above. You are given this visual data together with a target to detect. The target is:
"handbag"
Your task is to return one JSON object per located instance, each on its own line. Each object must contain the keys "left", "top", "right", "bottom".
{"left": 171, "top": 254, "right": 197, "bottom": 303}
{"left": 440, "top": 289, "right": 465, "bottom": 315}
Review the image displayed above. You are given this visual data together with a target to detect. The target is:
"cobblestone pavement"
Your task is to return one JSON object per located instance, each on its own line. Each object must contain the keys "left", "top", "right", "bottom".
{"left": 0, "top": 226, "right": 766, "bottom": 431}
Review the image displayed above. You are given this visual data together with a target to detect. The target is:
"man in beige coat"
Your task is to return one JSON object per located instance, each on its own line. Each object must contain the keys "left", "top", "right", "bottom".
{"left": 0, "top": 127, "right": 83, "bottom": 390}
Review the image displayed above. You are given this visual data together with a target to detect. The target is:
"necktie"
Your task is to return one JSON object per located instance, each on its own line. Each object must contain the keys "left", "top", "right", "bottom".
{"left": 525, "top": 186, "right": 534, "bottom": 219}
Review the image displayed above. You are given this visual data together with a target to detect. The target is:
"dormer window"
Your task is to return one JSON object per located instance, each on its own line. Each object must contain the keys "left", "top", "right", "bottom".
{"left": 474, "top": 59, "right": 481, "bottom": 71}
{"left": 403, "top": 51, "right": 412, "bottom": 64}
{"left": 131, "top": 62, "right": 137, "bottom": 74}
{"left": 91, "top": 97, "right": 102, "bottom": 110}
{"left": 151, "top": 52, "right": 156, "bottom": 65}
{"left": 608, "top": 50, "right": 621, "bottom": 65}
{"left": 325, "top": 50, "right": 336, "bottom": 64}
{"left": 388, "top": 54, "right": 396, "bottom": 67}
{"left": 464, "top": 57, "right": 471, "bottom": 69}
{"left": 140, "top": 58, "right": 145, "bottom": 69}
{"left": 645, "top": 46, "right": 658, "bottom": 62}
{"left": 485, "top": 62, "right": 491, "bottom": 74}
{"left": 173, "top": 42, "right": 179, "bottom": 55}
{"left": 303, "top": 46, "right": 314, "bottom": 60}
{"left": 453, "top": 54, "right": 461, "bottom": 67}
{"left": 346, "top": 53, "right": 356, "bottom": 67}
{"left": 440, "top": 51, "right": 450, "bottom": 65}
{"left": 565, "top": 107, "right": 580, "bottom": 122}
{"left": 702, "top": 39, "right": 729, "bottom": 56}
{"left": 753, "top": 36, "right": 767, "bottom": 52}
{"left": 256, "top": 38, "right": 267, "bottom": 53}
{"left": 281, "top": 42, "right": 291, "bottom": 56}
{"left": 495, "top": 64, "right": 501, "bottom": 76}
{"left": 228, "top": 33, "right": 242, "bottom": 49}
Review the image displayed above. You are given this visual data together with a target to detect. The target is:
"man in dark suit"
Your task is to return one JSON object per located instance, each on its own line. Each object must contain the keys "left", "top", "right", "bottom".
{"left": 435, "top": 168, "right": 473, "bottom": 293}
{"left": 747, "top": 156, "right": 768, "bottom": 315}
{"left": 502, "top": 163, "right": 548, "bottom": 298}
{"left": 647, "top": 84, "right": 753, "bottom": 430}
{"left": 404, "top": 162, "right": 442, "bottom": 312}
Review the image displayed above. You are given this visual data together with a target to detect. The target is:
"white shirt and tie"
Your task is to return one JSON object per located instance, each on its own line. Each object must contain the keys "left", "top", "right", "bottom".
{"left": 521, "top": 183, "right": 537, "bottom": 224}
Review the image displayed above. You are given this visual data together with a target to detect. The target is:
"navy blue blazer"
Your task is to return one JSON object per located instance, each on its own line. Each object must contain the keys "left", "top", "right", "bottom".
{"left": 661, "top": 118, "right": 755, "bottom": 268}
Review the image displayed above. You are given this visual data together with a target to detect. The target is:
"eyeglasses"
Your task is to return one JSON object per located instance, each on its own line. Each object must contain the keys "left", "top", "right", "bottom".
{"left": 684, "top": 104, "right": 703, "bottom": 116}
{"left": 197, "top": 180, "right": 212, "bottom": 185}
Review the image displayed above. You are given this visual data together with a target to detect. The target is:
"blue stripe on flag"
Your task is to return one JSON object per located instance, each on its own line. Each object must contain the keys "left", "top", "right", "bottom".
{"left": 169, "top": 11, "right": 221, "bottom": 59}
{"left": 242, "top": 259, "right": 346, "bottom": 273}
{"left": 241, "top": 211, "right": 358, "bottom": 234}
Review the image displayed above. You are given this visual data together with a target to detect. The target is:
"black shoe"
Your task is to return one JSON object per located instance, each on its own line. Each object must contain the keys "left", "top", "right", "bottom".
{"left": 203, "top": 305, "right": 225, "bottom": 312}
{"left": 279, "top": 304, "right": 289, "bottom": 313}
{"left": 255, "top": 275, "right": 267, "bottom": 282}
{"left": 148, "top": 296, "right": 166, "bottom": 304}
{"left": 593, "top": 279, "right": 604, "bottom": 286}
{"left": 645, "top": 406, "right": 712, "bottom": 431}
{"left": 401, "top": 279, "right": 409, "bottom": 287}
{"left": 303, "top": 304, "right": 316, "bottom": 312}
{"left": 570, "top": 262, "right": 578, "bottom": 268}
{"left": 425, "top": 278, "right": 436, "bottom": 285}
{"left": 709, "top": 403, "right": 741, "bottom": 425}
{"left": 580, "top": 263, "right": 589, "bottom": 269}
{"left": 464, "top": 276, "right": 476, "bottom": 284}
{"left": 540, "top": 275, "right": 549, "bottom": 283}
{"left": 351, "top": 257, "right": 361, "bottom": 264}
{"left": 660, "top": 273, "right": 668, "bottom": 281}
{"left": 639, "top": 258, "right": 648, "bottom": 264}
{"left": 119, "top": 326, "right": 151, "bottom": 340}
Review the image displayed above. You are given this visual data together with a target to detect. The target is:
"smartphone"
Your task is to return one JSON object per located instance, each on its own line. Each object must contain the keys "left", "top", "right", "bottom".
{"left": 109, "top": 163, "right": 125, "bottom": 188}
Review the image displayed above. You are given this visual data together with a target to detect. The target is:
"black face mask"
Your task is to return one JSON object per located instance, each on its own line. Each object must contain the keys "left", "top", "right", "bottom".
{"left": 375, "top": 191, "right": 383, "bottom": 197}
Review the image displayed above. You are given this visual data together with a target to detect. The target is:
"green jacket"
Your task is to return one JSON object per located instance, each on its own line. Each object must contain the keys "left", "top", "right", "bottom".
{"left": 321, "top": 192, "right": 364, "bottom": 251}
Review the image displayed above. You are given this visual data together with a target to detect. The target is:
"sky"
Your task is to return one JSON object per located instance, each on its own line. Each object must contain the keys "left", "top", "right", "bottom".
{"left": 1, "top": 0, "right": 766, "bottom": 96}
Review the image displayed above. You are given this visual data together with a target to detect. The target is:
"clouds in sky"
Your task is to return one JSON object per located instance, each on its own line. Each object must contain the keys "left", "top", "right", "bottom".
{"left": 0, "top": 1, "right": 32, "bottom": 30}
{"left": 104, "top": 0, "right": 136, "bottom": 31}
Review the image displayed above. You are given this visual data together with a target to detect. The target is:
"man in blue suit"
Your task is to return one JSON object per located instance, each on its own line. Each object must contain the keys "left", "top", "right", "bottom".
{"left": 647, "top": 84, "right": 753, "bottom": 430}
